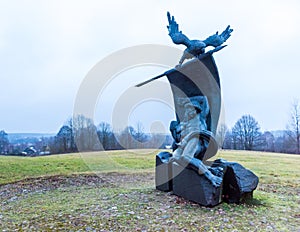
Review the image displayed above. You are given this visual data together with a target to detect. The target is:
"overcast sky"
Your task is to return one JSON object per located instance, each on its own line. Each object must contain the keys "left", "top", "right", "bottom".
{"left": 1, "top": 0, "right": 300, "bottom": 133}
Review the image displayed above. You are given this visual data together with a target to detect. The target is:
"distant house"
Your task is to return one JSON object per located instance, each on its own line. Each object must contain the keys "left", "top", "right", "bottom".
{"left": 39, "top": 151, "right": 51, "bottom": 155}
{"left": 22, "top": 146, "right": 37, "bottom": 156}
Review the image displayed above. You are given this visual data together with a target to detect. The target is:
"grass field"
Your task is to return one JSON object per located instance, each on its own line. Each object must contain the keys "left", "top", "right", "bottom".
{"left": 0, "top": 150, "right": 299, "bottom": 231}
{"left": 0, "top": 149, "right": 158, "bottom": 185}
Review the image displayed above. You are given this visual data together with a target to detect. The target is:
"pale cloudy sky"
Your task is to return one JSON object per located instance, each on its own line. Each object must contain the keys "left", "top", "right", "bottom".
{"left": 0, "top": 0, "right": 300, "bottom": 133}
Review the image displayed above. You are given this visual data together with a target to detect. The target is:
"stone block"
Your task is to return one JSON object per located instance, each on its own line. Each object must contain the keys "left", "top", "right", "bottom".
{"left": 155, "top": 152, "right": 173, "bottom": 192}
{"left": 172, "top": 162, "right": 222, "bottom": 207}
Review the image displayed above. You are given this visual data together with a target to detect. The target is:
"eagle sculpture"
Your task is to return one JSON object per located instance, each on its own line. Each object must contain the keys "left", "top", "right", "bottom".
{"left": 167, "top": 12, "right": 233, "bottom": 65}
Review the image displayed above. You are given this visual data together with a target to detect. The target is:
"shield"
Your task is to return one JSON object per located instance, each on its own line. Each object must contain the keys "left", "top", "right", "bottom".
{"left": 166, "top": 54, "right": 221, "bottom": 135}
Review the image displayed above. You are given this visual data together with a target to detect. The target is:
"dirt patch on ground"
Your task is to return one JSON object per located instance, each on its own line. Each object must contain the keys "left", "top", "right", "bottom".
{"left": 0, "top": 172, "right": 154, "bottom": 201}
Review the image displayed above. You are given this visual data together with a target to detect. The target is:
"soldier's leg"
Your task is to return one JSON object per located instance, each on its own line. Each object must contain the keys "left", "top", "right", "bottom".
{"left": 177, "top": 137, "right": 222, "bottom": 187}
{"left": 172, "top": 146, "right": 183, "bottom": 160}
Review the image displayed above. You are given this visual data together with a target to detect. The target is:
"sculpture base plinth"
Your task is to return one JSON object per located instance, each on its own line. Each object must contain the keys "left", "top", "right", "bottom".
{"left": 155, "top": 153, "right": 259, "bottom": 207}
{"left": 155, "top": 152, "right": 173, "bottom": 192}
{"left": 172, "top": 162, "right": 222, "bottom": 207}
{"left": 214, "top": 160, "right": 259, "bottom": 204}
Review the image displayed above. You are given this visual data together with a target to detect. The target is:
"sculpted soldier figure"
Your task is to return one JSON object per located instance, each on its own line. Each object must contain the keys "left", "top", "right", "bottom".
{"left": 170, "top": 96, "right": 222, "bottom": 187}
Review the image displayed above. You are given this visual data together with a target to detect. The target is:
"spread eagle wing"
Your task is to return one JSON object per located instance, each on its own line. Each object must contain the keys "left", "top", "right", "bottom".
{"left": 219, "top": 25, "right": 233, "bottom": 43}
{"left": 204, "top": 25, "right": 233, "bottom": 48}
{"left": 167, "top": 12, "right": 191, "bottom": 47}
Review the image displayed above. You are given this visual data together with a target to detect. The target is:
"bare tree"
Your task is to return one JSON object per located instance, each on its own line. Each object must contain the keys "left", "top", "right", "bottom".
{"left": 66, "top": 118, "right": 76, "bottom": 152}
{"left": 97, "top": 122, "right": 112, "bottom": 150}
{"left": 232, "top": 115, "right": 262, "bottom": 150}
{"left": 223, "top": 129, "right": 234, "bottom": 149}
{"left": 56, "top": 125, "right": 73, "bottom": 153}
{"left": 117, "top": 126, "right": 136, "bottom": 149}
{"left": 0, "top": 130, "right": 9, "bottom": 154}
{"left": 274, "top": 133, "right": 292, "bottom": 154}
{"left": 261, "top": 131, "right": 275, "bottom": 152}
{"left": 286, "top": 100, "right": 300, "bottom": 154}
{"left": 73, "top": 115, "right": 99, "bottom": 151}
{"left": 216, "top": 124, "right": 228, "bottom": 149}
{"left": 134, "top": 122, "right": 147, "bottom": 148}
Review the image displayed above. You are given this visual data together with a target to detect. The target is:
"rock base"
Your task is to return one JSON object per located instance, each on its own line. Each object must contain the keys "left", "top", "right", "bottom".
{"left": 212, "top": 160, "right": 259, "bottom": 203}
{"left": 155, "top": 153, "right": 259, "bottom": 206}
{"left": 172, "top": 162, "right": 222, "bottom": 207}
{"left": 155, "top": 152, "right": 173, "bottom": 192}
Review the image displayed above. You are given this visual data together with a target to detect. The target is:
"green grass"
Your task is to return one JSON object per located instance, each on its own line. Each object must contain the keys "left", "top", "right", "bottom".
{"left": 216, "top": 150, "right": 300, "bottom": 183}
{"left": 0, "top": 149, "right": 158, "bottom": 184}
{"left": 1, "top": 149, "right": 299, "bottom": 185}
{"left": 0, "top": 150, "right": 299, "bottom": 231}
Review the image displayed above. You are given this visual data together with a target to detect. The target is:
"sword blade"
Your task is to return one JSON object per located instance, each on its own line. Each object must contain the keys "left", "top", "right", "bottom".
{"left": 135, "top": 69, "right": 175, "bottom": 87}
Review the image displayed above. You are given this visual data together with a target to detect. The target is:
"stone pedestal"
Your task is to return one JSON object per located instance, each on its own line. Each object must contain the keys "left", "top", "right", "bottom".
{"left": 155, "top": 153, "right": 259, "bottom": 206}
{"left": 155, "top": 152, "right": 173, "bottom": 192}
{"left": 172, "top": 162, "right": 222, "bottom": 207}
{"left": 217, "top": 161, "right": 259, "bottom": 203}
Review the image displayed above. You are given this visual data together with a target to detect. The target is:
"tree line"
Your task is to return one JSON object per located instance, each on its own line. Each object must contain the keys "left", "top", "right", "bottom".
{"left": 217, "top": 100, "right": 300, "bottom": 154}
{"left": 1, "top": 101, "right": 299, "bottom": 155}
{"left": 49, "top": 116, "right": 172, "bottom": 154}
{"left": 0, "top": 115, "right": 172, "bottom": 155}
